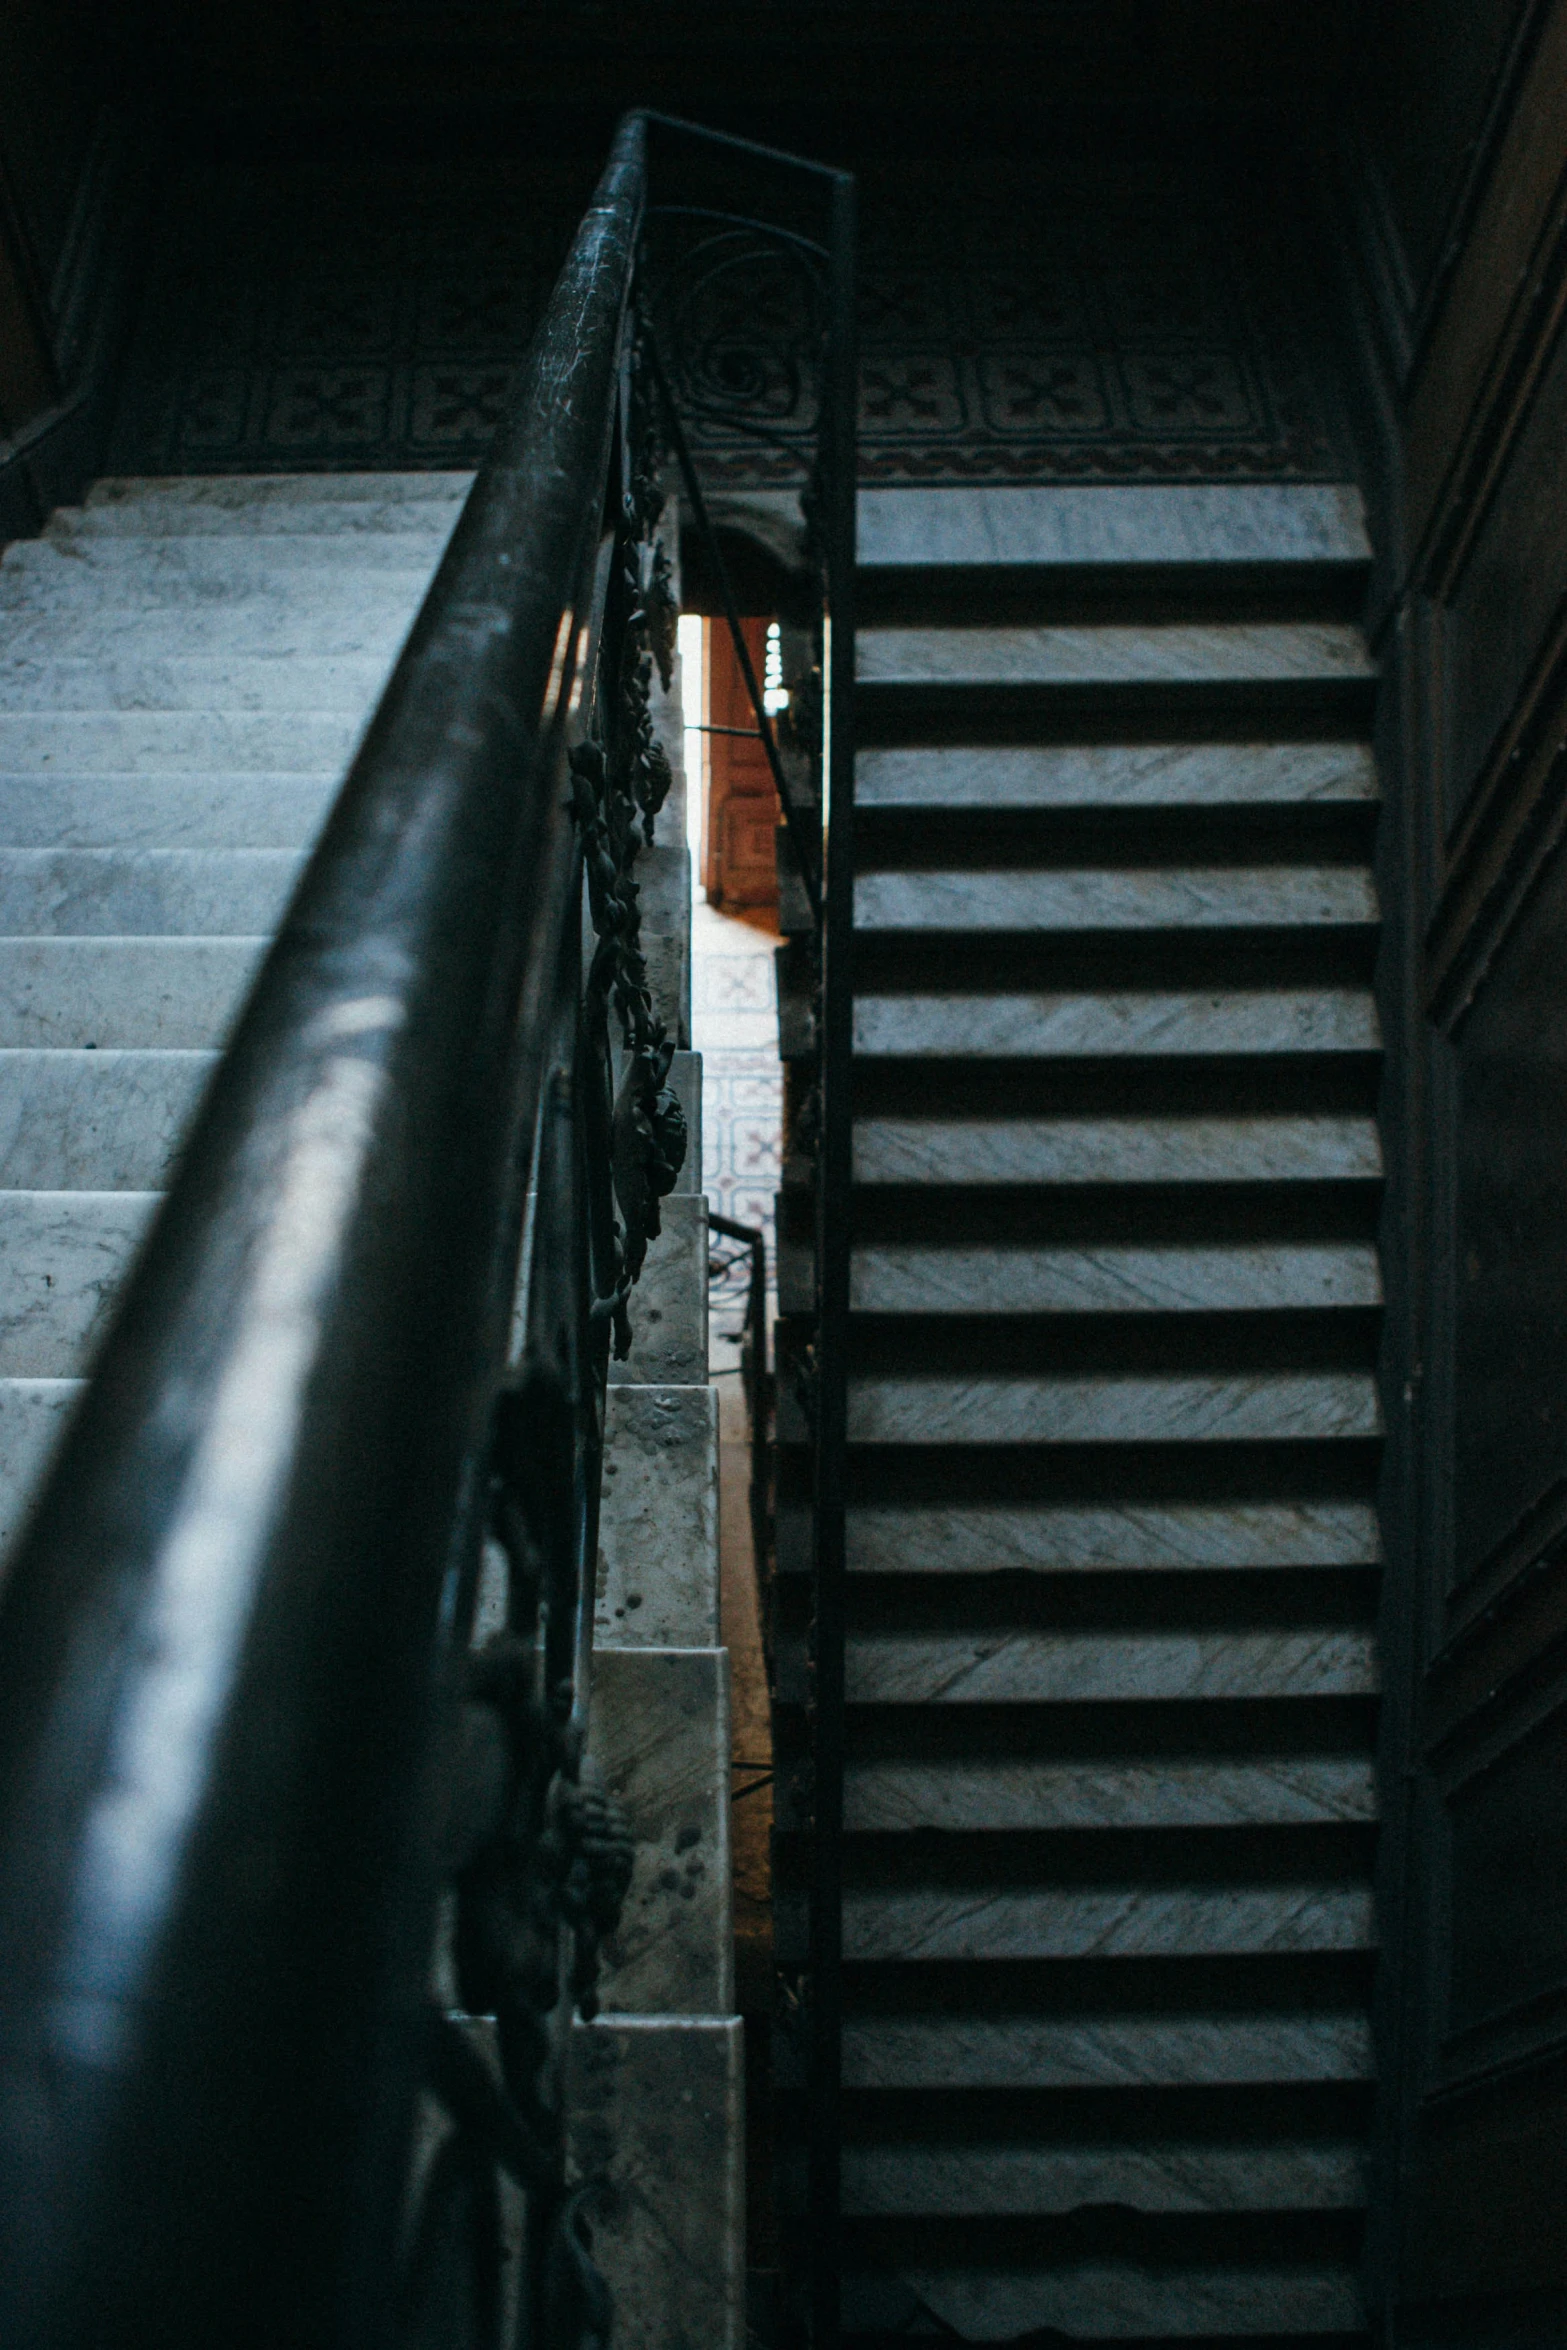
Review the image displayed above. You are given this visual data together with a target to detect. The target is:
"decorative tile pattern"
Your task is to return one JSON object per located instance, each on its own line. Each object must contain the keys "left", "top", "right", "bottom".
{"left": 109, "top": 131, "right": 1348, "bottom": 484}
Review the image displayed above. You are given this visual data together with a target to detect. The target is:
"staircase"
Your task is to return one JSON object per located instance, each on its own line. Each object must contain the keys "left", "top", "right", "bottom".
{"left": 788, "top": 482, "right": 1384, "bottom": 2345}
{"left": 0, "top": 473, "right": 470, "bottom": 1553}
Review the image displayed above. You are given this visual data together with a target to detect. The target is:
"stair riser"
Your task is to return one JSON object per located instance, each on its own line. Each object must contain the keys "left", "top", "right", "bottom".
{"left": 0, "top": 1051, "right": 215, "bottom": 1188}
{"left": 0, "top": 852, "right": 304, "bottom": 937}
{"left": 0, "top": 777, "right": 338, "bottom": 851}
{"left": 0, "top": 657, "right": 395, "bottom": 712}
{"left": 0, "top": 940, "right": 265, "bottom": 1048}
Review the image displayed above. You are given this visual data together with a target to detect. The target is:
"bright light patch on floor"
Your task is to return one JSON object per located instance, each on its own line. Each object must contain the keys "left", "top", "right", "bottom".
{"left": 678, "top": 612, "right": 706, "bottom": 885}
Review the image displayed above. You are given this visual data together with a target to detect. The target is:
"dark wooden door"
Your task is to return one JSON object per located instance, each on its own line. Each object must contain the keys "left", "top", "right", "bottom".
{"left": 703, "top": 616, "right": 779, "bottom": 918}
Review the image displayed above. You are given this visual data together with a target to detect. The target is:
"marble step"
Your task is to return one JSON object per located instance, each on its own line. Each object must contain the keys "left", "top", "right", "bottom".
{"left": 857, "top": 622, "right": 1373, "bottom": 689}
{"left": 841, "top": 1880, "right": 1377, "bottom": 1961}
{"left": 854, "top": 865, "right": 1378, "bottom": 935}
{"left": 69, "top": 490, "right": 471, "bottom": 540}
{"left": 0, "top": 601, "right": 418, "bottom": 660}
{"left": 840, "top": 2010, "right": 1374, "bottom": 2089}
{"left": 0, "top": 712, "right": 362, "bottom": 773}
{"left": 842, "top": 1500, "right": 1382, "bottom": 1575}
{"left": 845, "top": 1755, "right": 1376, "bottom": 1830}
{"left": 845, "top": 2257, "right": 1366, "bottom": 2341}
{"left": 856, "top": 483, "right": 1372, "bottom": 571}
{"left": 845, "top": 1627, "right": 1378, "bottom": 1705}
{"left": 0, "top": 774, "right": 339, "bottom": 850}
{"left": 0, "top": 938, "right": 266, "bottom": 1047}
{"left": 0, "top": 849, "right": 304, "bottom": 936}
{"left": 856, "top": 741, "right": 1378, "bottom": 812}
{"left": 0, "top": 655, "right": 395, "bottom": 712}
{"left": 2, "top": 533, "right": 454, "bottom": 581}
{"left": 853, "top": 1114, "right": 1383, "bottom": 1189}
{"left": 0, "top": 1050, "right": 215, "bottom": 1188}
{"left": 841, "top": 2136, "right": 1365, "bottom": 2216}
{"left": 0, "top": 1377, "right": 80, "bottom": 1554}
{"left": 83, "top": 471, "right": 473, "bottom": 526}
{"left": 836, "top": 1370, "right": 1383, "bottom": 1448}
{"left": 0, "top": 1191, "right": 157, "bottom": 1375}
{"left": 850, "top": 1242, "right": 1382, "bottom": 1316}
{"left": 854, "top": 988, "right": 1381, "bottom": 1060}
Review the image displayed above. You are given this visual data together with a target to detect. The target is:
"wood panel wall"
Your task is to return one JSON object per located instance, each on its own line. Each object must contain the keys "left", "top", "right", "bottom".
{"left": 1337, "top": 4, "right": 1567, "bottom": 2334}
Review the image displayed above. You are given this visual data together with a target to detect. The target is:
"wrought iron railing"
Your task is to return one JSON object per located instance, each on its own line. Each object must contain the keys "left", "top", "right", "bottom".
{"left": 0, "top": 107, "right": 856, "bottom": 2350}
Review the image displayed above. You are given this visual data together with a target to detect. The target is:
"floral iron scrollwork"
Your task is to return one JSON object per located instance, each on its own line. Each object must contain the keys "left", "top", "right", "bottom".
{"left": 569, "top": 307, "right": 689, "bottom": 1359}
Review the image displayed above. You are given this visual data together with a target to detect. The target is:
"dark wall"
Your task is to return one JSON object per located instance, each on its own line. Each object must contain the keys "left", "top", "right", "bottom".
{"left": 1362, "top": 0, "right": 1528, "bottom": 310}
{"left": 1337, "top": 1, "right": 1567, "bottom": 2337}
{"left": 0, "top": 2, "right": 159, "bottom": 532}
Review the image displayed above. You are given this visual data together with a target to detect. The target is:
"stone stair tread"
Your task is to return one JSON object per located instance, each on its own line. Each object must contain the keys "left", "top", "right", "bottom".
{"left": 842, "top": 1882, "right": 1378, "bottom": 1961}
{"left": 85, "top": 471, "right": 474, "bottom": 518}
{"left": 0, "top": 849, "right": 305, "bottom": 936}
{"left": 0, "top": 655, "right": 397, "bottom": 711}
{"left": 856, "top": 483, "right": 1372, "bottom": 570}
{"left": 841, "top": 1370, "right": 1383, "bottom": 1447}
{"left": 845, "top": 1626, "right": 1378, "bottom": 1704}
{"left": 0, "top": 925, "right": 270, "bottom": 1049}
{"left": 843, "top": 1500, "right": 1383, "bottom": 1573}
{"left": 0, "top": 1377, "right": 83, "bottom": 1551}
{"left": 854, "top": 865, "right": 1378, "bottom": 933}
{"left": 849, "top": 1241, "right": 1382, "bottom": 1315}
{"left": 0, "top": 1049, "right": 216, "bottom": 1188}
{"left": 853, "top": 1114, "right": 1384, "bottom": 1187}
{"left": 0, "top": 606, "right": 418, "bottom": 658}
{"left": 840, "top": 2011, "right": 1375, "bottom": 2087}
{"left": 848, "top": 2257, "right": 1367, "bottom": 2340}
{"left": 858, "top": 621, "right": 1374, "bottom": 688}
{"left": 4, "top": 533, "right": 455, "bottom": 577}
{"left": 857, "top": 742, "right": 1379, "bottom": 809}
{"left": 0, "top": 713, "right": 362, "bottom": 772}
{"left": 0, "top": 776, "right": 338, "bottom": 849}
{"left": 854, "top": 988, "right": 1381, "bottom": 1058}
{"left": 841, "top": 2137, "right": 1367, "bottom": 2215}
{"left": 844, "top": 1755, "right": 1377, "bottom": 1829}
{"left": 0, "top": 1190, "right": 158, "bottom": 1376}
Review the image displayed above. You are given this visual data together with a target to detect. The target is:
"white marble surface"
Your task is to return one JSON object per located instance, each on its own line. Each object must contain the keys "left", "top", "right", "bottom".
{"left": 855, "top": 864, "right": 1378, "bottom": 933}
{"left": 854, "top": 1113, "right": 1384, "bottom": 1188}
{"left": 881, "top": 2258, "right": 1365, "bottom": 2343}
{"left": 0, "top": 1376, "right": 80, "bottom": 1557}
{"left": 607, "top": 1194, "right": 708, "bottom": 1388}
{"left": 844, "top": 1754, "right": 1376, "bottom": 1830}
{"left": 843, "top": 2136, "right": 1364, "bottom": 2214}
{"left": 844, "top": 1880, "right": 1376, "bottom": 1960}
{"left": 845, "top": 1499, "right": 1383, "bottom": 1572}
{"left": 859, "top": 621, "right": 1373, "bottom": 687}
{"left": 844, "top": 1369, "right": 1384, "bottom": 1446}
{"left": 0, "top": 938, "right": 265, "bottom": 1047}
{"left": 82, "top": 472, "right": 474, "bottom": 526}
{"left": 597, "top": 1384, "right": 719, "bottom": 1646}
{"left": 0, "top": 849, "right": 304, "bottom": 935}
{"left": 856, "top": 482, "right": 1372, "bottom": 569}
{"left": 854, "top": 988, "right": 1382, "bottom": 1059}
{"left": 841, "top": 2009, "right": 1374, "bottom": 2089}
{"left": 0, "top": 597, "right": 417, "bottom": 661}
{"left": 591, "top": 1647, "right": 733, "bottom": 2014}
{"left": 3, "top": 533, "right": 451, "bottom": 580}
{"left": 0, "top": 655, "right": 393, "bottom": 711}
{"left": 0, "top": 1049, "right": 213, "bottom": 1187}
{"left": 0, "top": 1191, "right": 157, "bottom": 1375}
{"left": 851, "top": 1241, "right": 1382, "bottom": 1315}
{"left": 845, "top": 1625, "right": 1378, "bottom": 1703}
{"left": 0, "top": 712, "right": 362, "bottom": 772}
{"left": 0, "top": 774, "right": 338, "bottom": 849}
{"left": 567, "top": 2015, "right": 743, "bottom": 2350}
{"left": 856, "top": 740, "right": 1378, "bottom": 809}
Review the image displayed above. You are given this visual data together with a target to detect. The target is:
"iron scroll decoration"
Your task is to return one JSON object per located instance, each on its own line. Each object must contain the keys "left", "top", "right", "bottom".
{"left": 404, "top": 144, "right": 841, "bottom": 2350}
{"left": 400, "top": 302, "right": 683, "bottom": 2349}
